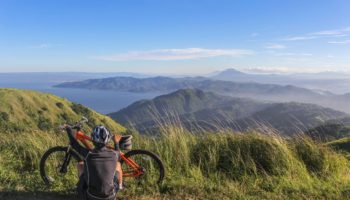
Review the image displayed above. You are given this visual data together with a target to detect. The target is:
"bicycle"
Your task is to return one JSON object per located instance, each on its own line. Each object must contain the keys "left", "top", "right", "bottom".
{"left": 39, "top": 117, "right": 165, "bottom": 189}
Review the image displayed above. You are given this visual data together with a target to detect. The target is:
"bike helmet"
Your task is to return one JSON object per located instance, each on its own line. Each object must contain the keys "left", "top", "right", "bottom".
{"left": 91, "top": 125, "right": 111, "bottom": 145}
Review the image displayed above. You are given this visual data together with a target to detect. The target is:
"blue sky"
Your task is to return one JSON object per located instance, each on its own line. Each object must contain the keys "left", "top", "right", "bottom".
{"left": 0, "top": 0, "right": 349, "bottom": 74}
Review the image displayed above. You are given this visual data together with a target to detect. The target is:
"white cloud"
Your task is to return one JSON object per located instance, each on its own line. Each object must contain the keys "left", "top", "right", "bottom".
{"left": 265, "top": 44, "right": 286, "bottom": 49}
{"left": 242, "top": 67, "right": 322, "bottom": 74}
{"left": 311, "top": 27, "right": 350, "bottom": 36}
{"left": 328, "top": 40, "right": 350, "bottom": 44}
{"left": 30, "top": 43, "right": 51, "bottom": 49}
{"left": 282, "top": 27, "right": 350, "bottom": 41}
{"left": 29, "top": 43, "right": 63, "bottom": 49}
{"left": 282, "top": 36, "right": 317, "bottom": 41}
{"left": 273, "top": 52, "right": 312, "bottom": 57}
{"left": 94, "top": 48, "right": 254, "bottom": 61}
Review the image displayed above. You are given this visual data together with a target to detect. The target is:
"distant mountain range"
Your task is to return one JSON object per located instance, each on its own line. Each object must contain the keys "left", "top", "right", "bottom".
{"left": 0, "top": 72, "right": 150, "bottom": 87}
{"left": 211, "top": 68, "right": 350, "bottom": 94}
{"left": 108, "top": 89, "right": 348, "bottom": 135}
{"left": 54, "top": 75, "right": 350, "bottom": 114}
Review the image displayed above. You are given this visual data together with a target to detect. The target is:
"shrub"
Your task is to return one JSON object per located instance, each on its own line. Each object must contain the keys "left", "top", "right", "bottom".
{"left": 0, "top": 112, "right": 9, "bottom": 121}
{"left": 41, "top": 106, "right": 48, "bottom": 111}
{"left": 71, "top": 103, "right": 92, "bottom": 117}
{"left": 293, "top": 137, "right": 349, "bottom": 177}
{"left": 37, "top": 116, "right": 52, "bottom": 131}
{"left": 193, "top": 134, "right": 291, "bottom": 179}
{"left": 60, "top": 113, "right": 70, "bottom": 121}
{"left": 56, "top": 102, "right": 64, "bottom": 109}
{"left": 294, "top": 139, "right": 325, "bottom": 174}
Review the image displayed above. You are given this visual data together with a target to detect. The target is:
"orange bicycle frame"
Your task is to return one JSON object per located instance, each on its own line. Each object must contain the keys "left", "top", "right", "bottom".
{"left": 75, "top": 131, "right": 143, "bottom": 178}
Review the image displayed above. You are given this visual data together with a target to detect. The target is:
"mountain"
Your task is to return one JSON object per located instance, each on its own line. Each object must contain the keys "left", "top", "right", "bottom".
{"left": 0, "top": 72, "right": 149, "bottom": 87}
{"left": 109, "top": 89, "right": 267, "bottom": 126}
{"left": 54, "top": 75, "right": 350, "bottom": 113}
{"left": 211, "top": 68, "right": 247, "bottom": 78}
{"left": 109, "top": 89, "right": 348, "bottom": 135}
{"left": 55, "top": 76, "right": 194, "bottom": 92}
{"left": 212, "top": 68, "right": 350, "bottom": 94}
{"left": 0, "top": 88, "right": 125, "bottom": 133}
{"left": 54, "top": 76, "right": 324, "bottom": 99}
{"left": 234, "top": 102, "right": 348, "bottom": 135}
{"left": 55, "top": 76, "right": 318, "bottom": 96}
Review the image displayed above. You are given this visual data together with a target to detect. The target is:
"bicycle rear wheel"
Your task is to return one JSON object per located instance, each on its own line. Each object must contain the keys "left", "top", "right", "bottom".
{"left": 120, "top": 149, "right": 165, "bottom": 189}
{"left": 40, "top": 146, "right": 79, "bottom": 187}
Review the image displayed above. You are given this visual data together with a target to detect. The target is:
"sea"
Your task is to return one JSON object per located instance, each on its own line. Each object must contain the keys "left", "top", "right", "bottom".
{"left": 0, "top": 73, "right": 162, "bottom": 114}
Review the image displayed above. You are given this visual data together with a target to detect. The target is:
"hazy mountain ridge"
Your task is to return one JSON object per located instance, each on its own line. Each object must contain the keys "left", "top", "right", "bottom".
{"left": 212, "top": 68, "right": 350, "bottom": 94}
{"left": 55, "top": 75, "right": 320, "bottom": 95}
{"left": 109, "top": 89, "right": 245, "bottom": 125}
{"left": 55, "top": 75, "right": 350, "bottom": 113}
{"left": 109, "top": 89, "right": 348, "bottom": 135}
{"left": 234, "top": 102, "right": 348, "bottom": 135}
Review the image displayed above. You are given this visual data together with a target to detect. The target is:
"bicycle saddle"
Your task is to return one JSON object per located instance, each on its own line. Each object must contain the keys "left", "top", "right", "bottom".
{"left": 119, "top": 135, "right": 133, "bottom": 150}
{"left": 120, "top": 135, "right": 132, "bottom": 142}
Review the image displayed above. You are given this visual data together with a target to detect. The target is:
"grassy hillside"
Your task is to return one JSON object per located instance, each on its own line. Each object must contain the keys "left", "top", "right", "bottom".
{"left": 1, "top": 126, "right": 350, "bottom": 200}
{"left": 0, "top": 88, "right": 125, "bottom": 133}
{"left": 328, "top": 137, "right": 350, "bottom": 155}
{"left": 0, "top": 88, "right": 125, "bottom": 198}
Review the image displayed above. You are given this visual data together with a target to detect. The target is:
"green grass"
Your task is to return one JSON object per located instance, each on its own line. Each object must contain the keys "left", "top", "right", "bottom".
{"left": 0, "top": 88, "right": 125, "bottom": 133}
{"left": 1, "top": 127, "right": 350, "bottom": 200}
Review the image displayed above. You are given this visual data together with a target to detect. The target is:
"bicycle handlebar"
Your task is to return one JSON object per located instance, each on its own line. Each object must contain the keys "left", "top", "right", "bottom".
{"left": 59, "top": 117, "right": 89, "bottom": 131}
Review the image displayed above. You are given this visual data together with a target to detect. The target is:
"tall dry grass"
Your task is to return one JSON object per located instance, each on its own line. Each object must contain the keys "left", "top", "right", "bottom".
{"left": 1, "top": 123, "right": 350, "bottom": 199}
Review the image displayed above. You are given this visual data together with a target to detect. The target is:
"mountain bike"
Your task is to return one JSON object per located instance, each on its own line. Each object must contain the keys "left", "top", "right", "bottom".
{"left": 39, "top": 117, "right": 165, "bottom": 189}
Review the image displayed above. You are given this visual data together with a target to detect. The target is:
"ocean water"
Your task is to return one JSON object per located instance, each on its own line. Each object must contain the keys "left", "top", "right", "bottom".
{"left": 0, "top": 75, "right": 161, "bottom": 114}
{"left": 39, "top": 87, "right": 161, "bottom": 114}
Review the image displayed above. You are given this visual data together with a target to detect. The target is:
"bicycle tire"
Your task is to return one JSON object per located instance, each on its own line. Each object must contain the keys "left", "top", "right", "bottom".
{"left": 121, "top": 149, "right": 165, "bottom": 184}
{"left": 40, "top": 146, "right": 78, "bottom": 186}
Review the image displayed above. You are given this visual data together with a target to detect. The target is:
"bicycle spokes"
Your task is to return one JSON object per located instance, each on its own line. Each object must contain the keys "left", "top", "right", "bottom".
{"left": 44, "top": 151, "right": 78, "bottom": 186}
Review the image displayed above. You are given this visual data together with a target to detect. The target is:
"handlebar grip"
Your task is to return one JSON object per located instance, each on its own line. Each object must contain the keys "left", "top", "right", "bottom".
{"left": 58, "top": 125, "right": 66, "bottom": 131}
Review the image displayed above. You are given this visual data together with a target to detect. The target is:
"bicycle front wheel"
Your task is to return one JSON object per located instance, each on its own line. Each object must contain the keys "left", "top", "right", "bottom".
{"left": 121, "top": 149, "right": 165, "bottom": 189}
{"left": 39, "top": 146, "right": 79, "bottom": 187}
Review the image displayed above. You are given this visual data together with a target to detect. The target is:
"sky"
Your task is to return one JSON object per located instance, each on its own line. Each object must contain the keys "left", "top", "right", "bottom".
{"left": 0, "top": 0, "right": 350, "bottom": 75}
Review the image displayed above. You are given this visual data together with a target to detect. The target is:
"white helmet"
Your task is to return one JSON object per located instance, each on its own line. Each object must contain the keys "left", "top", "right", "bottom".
{"left": 91, "top": 125, "right": 110, "bottom": 145}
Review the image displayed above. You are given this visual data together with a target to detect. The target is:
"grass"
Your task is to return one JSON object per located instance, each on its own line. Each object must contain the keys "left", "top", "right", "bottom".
{"left": 1, "top": 126, "right": 350, "bottom": 200}
{"left": 0, "top": 88, "right": 125, "bottom": 133}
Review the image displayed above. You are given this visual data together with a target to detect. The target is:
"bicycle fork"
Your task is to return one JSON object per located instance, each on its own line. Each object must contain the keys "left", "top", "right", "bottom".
{"left": 59, "top": 146, "right": 72, "bottom": 174}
